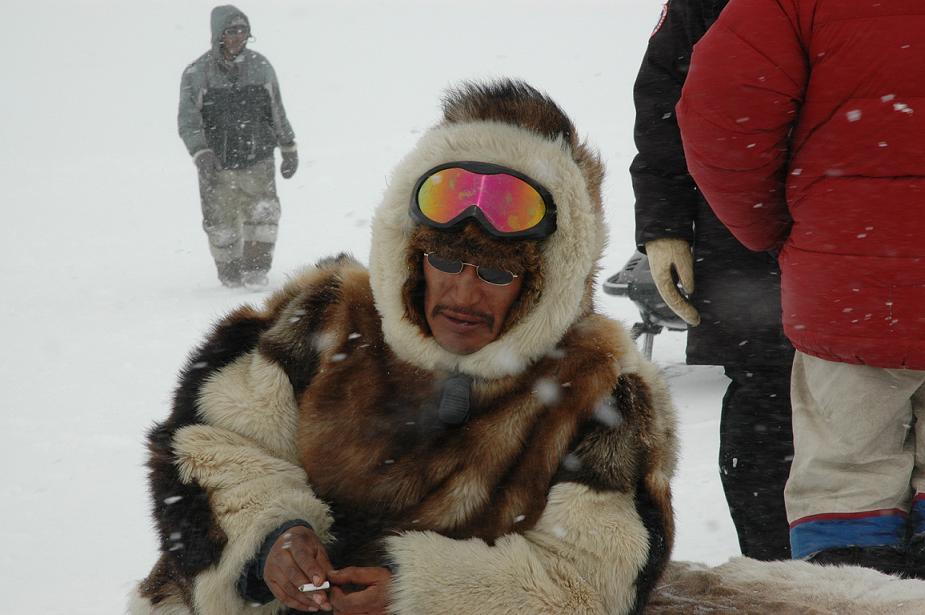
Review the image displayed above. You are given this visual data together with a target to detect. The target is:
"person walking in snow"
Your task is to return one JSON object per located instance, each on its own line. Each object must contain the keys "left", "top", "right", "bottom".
{"left": 677, "top": 0, "right": 925, "bottom": 577}
{"left": 630, "top": 0, "right": 794, "bottom": 561}
{"left": 131, "top": 80, "right": 678, "bottom": 615}
{"left": 178, "top": 5, "right": 299, "bottom": 289}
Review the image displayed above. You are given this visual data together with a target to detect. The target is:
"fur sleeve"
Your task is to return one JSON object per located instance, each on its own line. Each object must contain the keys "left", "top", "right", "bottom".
{"left": 136, "top": 347, "right": 334, "bottom": 615}
{"left": 133, "top": 264, "right": 356, "bottom": 615}
{"left": 385, "top": 359, "right": 678, "bottom": 615}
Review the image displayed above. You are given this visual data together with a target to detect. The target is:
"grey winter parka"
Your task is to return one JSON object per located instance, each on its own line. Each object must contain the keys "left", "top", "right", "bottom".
{"left": 178, "top": 5, "right": 295, "bottom": 169}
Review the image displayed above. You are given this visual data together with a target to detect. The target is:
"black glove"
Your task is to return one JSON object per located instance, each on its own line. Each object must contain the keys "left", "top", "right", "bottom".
{"left": 280, "top": 148, "right": 299, "bottom": 179}
{"left": 195, "top": 149, "right": 222, "bottom": 183}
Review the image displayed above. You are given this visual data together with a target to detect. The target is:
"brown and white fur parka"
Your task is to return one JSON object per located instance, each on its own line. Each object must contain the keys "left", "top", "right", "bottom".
{"left": 130, "top": 80, "right": 679, "bottom": 615}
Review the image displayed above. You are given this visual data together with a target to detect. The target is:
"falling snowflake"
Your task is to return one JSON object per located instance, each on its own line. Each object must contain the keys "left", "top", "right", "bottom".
{"left": 592, "top": 400, "right": 623, "bottom": 428}
{"left": 562, "top": 454, "right": 582, "bottom": 471}
{"left": 534, "top": 378, "right": 561, "bottom": 406}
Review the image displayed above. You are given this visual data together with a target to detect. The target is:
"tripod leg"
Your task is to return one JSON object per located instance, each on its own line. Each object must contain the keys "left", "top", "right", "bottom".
{"left": 641, "top": 332, "right": 654, "bottom": 360}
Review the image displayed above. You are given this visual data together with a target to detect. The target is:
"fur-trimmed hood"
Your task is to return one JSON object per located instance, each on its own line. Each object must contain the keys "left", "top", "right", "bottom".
{"left": 369, "top": 80, "right": 606, "bottom": 380}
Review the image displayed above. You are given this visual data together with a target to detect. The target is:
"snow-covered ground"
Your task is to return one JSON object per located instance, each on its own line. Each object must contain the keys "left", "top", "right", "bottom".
{"left": 1, "top": 2, "right": 736, "bottom": 612}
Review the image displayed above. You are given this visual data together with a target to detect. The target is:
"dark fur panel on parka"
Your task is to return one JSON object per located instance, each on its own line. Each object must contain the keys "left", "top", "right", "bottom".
{"left": 257, "top": 253, "right": 361, "bottom": 396}
{"left": 141, "top": 304, "right": 273, "bottom": 606}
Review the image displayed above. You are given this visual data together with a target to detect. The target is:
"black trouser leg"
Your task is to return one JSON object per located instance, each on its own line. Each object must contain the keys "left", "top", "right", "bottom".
{"left": 719, "top": 365, "right": 793, "bottom": 560}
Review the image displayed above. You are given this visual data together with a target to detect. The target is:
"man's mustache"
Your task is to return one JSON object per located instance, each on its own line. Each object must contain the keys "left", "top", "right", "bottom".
{"left": 432, "top": 304, "right": 494, "bottom": 330}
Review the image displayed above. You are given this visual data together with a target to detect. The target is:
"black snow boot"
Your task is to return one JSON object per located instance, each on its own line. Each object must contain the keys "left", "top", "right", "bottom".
{"left": 808, "top": 545, "right": 908, "bottom": 578}
{"left": 906, "top": 535, "right": 925, "bottom": 579}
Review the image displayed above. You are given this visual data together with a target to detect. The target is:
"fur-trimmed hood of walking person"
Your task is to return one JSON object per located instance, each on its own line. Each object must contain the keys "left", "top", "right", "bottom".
{"left": 131, "top": 79, "right": 679, "bottom": 615}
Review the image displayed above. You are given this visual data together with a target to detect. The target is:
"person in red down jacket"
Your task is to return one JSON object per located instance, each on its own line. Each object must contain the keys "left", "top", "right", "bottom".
{"left": 676, "top": 0, "right": 925, "bottom": 577}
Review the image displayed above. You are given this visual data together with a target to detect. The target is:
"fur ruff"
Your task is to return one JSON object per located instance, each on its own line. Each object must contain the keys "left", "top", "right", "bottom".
{"left": 369, "top": 118, "right": 606, "bottom": 380}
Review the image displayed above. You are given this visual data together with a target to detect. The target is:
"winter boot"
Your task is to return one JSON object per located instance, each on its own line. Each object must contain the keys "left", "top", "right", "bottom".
{"left": 906, "top": 535, "right": 925, "bottom": 579}
{"left": 216, "top": 259, "right": 243, "bottom": 288}
{"left": 241, "top": 240, "right": 274, "bottom": 289}
{"left": 242, "top": 271, "right": 269, "bottom": 290}
{"left": 807, "top": 545, "right": 908, "bottom": 578}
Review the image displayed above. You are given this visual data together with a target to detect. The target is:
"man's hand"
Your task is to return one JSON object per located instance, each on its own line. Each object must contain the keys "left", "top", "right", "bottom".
{"left": 280, "top": 147, "right": 299, "bottom": 179}
{"left": 644, "top": 238, "right": 701, "bottom": 326}
{"left": 194, "top": 149, "right": 222, "bottom": 184}
{"left": 263, "top": 525, "right": 333, "bottom": 612}
{"left": 328, "top": 566, "right": 391, "bottom": 615}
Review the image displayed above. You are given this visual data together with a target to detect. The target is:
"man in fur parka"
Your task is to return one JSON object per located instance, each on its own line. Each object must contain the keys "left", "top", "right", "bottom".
{"left": 131, "top": 79, "right": 678, "bottom": 615}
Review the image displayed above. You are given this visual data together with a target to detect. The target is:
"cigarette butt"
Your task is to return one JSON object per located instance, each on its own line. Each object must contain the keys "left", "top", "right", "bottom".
{"left": 298, "top": 581, "right": 330, "bottom": 592}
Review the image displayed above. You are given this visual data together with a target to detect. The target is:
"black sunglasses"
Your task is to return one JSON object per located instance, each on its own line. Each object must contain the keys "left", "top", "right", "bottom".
{"left": 423, "top": 252, "right": 519, "bottom": 286}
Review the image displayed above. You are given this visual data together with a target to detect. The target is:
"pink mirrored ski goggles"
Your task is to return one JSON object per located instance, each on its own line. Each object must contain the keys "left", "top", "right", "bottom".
{"left": 410, "top": 162, "right": 557, "bottom": 239}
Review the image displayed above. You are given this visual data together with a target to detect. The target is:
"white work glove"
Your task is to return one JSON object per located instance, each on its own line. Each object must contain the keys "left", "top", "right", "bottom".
{"left": 644, "top": 238, "right": 700, "bottom": 326}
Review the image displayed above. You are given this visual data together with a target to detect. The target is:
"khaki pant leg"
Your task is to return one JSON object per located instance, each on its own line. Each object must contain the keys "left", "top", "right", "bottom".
{"left": 239, "top": 159, "right": 281, "bottom": 243}
{"left": 237, "top": 159, "right": 281, "bottom": 275}
{"left": 199, "top": 170, "right": 245, "bottom": 264}
{"left": 910, "top": 376, "right": 925, "bottom": 536}
{"left": 786, "top": 351, "right": 922, "bottom": 557}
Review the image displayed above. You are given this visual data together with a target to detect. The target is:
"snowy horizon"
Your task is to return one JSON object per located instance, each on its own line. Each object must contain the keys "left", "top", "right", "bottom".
{"left": 1, "top": 2, "right": 736, "bottom": 612}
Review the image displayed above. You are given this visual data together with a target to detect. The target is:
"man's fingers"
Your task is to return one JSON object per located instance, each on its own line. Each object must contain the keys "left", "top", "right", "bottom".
{"left": 314, "top": 543, "right": 334, "bottom": 575}
{"left": 283, "top": 565, "right": 331, "bottom": 610}
{"left": 286, "top": 539, "right": 330, "bottom": 585}
{"left": 265, "top": 555, "right": 332, "bottom": 611}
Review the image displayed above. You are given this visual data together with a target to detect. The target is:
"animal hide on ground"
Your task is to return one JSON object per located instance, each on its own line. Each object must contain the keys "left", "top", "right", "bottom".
{"left": 646, "top": 557, "right": 925, "bottom": 615}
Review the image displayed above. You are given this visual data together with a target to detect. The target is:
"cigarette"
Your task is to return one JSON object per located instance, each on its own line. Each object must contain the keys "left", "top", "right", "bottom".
{"left": 299, "top": 581, "right": 331, "bottom": 592}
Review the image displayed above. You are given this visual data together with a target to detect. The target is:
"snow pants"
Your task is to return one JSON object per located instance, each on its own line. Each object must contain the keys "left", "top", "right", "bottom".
{"left": 786, "top": 351, "right": 925, "bottom": 559}
{"left": 199, "top": 158, "right": 281, "bottom": 284}
{"left": 720, "top": 365, "right": 793, "bottom": 560}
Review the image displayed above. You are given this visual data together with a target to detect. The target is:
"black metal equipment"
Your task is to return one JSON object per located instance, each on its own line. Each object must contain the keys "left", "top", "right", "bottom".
{"left": 603, "top": 251, "right": 687, "bottom": 360}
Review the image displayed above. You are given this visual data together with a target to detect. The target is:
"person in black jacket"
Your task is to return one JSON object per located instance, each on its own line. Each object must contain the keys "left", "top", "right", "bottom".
{"left": 630, "top": 0, "right": 794, "bottom": 560}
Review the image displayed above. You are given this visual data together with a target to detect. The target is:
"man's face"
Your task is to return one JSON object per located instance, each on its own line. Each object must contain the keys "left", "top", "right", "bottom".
{"left": 423, "top": 253, "right": 523, "bottom": 355}
{"left": 221, "top": 25, "right": 249, "bottom": 59}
